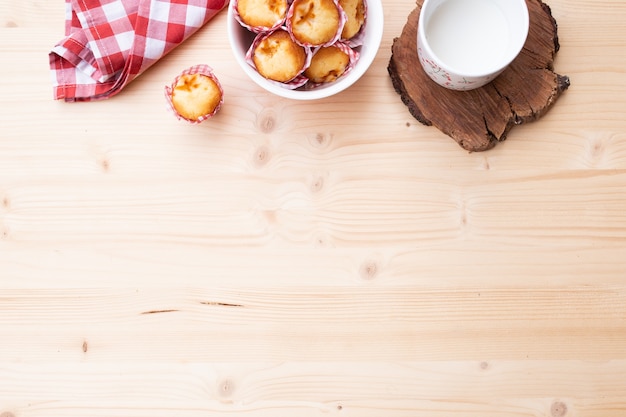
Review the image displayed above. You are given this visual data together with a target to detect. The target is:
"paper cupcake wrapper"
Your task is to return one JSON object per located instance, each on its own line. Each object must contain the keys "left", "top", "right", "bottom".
{"left": 245, "top": 27, "right": 313, "bottom": 89}
{"left": 164, "top": 64, "right": 224, "bottom": 124}
{"left": 304, "top": 40, "right": 360, "bottom": 89}
{"left": 231, "top": 0, "right": 287, "bottom": 33}
{"left": 285, "top": 0, "right": 347, "bottom": 48}
{"left": 266, "top": 74, "right": 310, "bottom": 90}
{"left": 340, "top": 0, "right": 367, "bottom": 47}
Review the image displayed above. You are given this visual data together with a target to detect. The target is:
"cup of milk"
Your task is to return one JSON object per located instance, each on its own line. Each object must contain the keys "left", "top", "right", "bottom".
{"left": 417, "top": 0, "right": 529, "bottom": 90}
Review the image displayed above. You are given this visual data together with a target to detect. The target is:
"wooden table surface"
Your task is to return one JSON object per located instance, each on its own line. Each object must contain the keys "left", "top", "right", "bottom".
{"left": 1, "top": 0, "right": 626, "bottom": 416}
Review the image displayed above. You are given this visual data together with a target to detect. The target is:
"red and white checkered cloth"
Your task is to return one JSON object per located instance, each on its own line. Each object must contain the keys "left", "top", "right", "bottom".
{"left": 49, "top": 0, "right": 227, "bottom": 102}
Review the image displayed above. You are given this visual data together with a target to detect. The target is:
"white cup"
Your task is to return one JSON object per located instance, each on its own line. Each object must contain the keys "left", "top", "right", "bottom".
{"left": 417, "top": 0, "right": 529, "bottom": 90}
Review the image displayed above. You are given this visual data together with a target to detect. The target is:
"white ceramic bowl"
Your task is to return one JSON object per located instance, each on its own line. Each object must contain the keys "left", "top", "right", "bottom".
{"left": 227, "top": 0, "right": 384, "bottom": 100}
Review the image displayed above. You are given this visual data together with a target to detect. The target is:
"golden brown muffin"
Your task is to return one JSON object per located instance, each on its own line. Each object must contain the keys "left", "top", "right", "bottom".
{"left": 252, "top": 30, "right": 307, "bottom": 82}
{"left": 288, "top": 0, "right": 341, "bottom": 46}
{"left": 304, "top": 45, "right": 350, "bottom": 83}
{"left": 339, "top": 0, "right": 365, "bottom": 39}
{"left": 171, "top": 73, "right": 222, "bottom": 120}
{"left": 237, "top": 0, "right": 288, "bottom": 28}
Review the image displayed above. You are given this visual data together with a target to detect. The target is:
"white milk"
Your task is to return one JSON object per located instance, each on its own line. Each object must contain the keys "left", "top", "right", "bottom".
{"left": 425, "top": 0, "right": 510, "bottom": 74}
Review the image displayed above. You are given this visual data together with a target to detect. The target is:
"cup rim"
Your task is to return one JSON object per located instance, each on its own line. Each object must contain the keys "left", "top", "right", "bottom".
{"left": 417, "top": 0, "right": 530, "bottom": 78}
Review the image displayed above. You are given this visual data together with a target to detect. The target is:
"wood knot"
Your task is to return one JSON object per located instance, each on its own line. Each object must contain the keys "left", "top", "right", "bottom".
{"left": 360, "top": 260, "right": 379, "bottom": 280}
{"left": 551, "top": 401, "right": 568, "bottom": 417}
{"left": 4, "top": 21, "right": 18, "bottom": 28}
{"left": 256, "top": 108, "right": 277, "bottom": 133}
{"left": 1, "top": 225, "right": 9, "bottom": 241}
{"left": 82, "top": 340, "right": 88, "bottom": 353}
{"left": 217, "top": 379, "right": 235, "bottom": 398}
{"left": 263, "top": 210, "right": 277, "bottom": 224}
{"left": 253, "top": 146, "right": 270, "bottom": 167}
{"left": 588, "top": 136, "right": 607, "bottom": 166}
{"left": 309, "top": 132, "right": 332, "bottom": 148}
{"left": 314, "top": 232, "right": 331, "bottom": 247}
{"left": 310, "top": 176, "right": 324, "bottom": 193}
{"left": 1, "top": 412, "right": 16, "bottom": 417}
{"left": 479, "top": 361, "right": 489, "bottom": 370}
{"left": 460, "top": 211, "right": 468, "bottom": 227}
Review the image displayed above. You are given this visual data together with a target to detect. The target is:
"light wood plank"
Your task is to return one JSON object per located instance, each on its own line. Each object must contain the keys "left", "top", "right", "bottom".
{"left": 0, "top": 285, "right": 624, "bottom": 361}
{"left": 1, "top": 362, "right": 626, "bottom": 416}
{"left": 1, "top": 0, "right": 626, "bottom": 416}
{"left": 2, "top": 171, "right": 626, "bottom": 247}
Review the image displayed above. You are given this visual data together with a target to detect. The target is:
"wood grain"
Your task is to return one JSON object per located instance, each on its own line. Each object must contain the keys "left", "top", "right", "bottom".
{"left": 1, "top": 0, "right": 626, "bottom": 416}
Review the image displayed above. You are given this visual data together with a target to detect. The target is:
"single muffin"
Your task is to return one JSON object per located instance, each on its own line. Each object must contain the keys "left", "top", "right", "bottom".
{"left": 288, "top": 0, "right": 342, "bottom": 46}
{"left": 252, "top": 30, "right": 307, "bottom": 82}
{"left": 170, "top": 72, "right": 222, "bottom": 121}
{"left": 339, "top": 0, "right": 365, "bottom": 40}
{"left": 236, "top": 0, "right": 288, "bottom": 29}
{"left": 304, "top": 45, "right": 350, "bottom": 83}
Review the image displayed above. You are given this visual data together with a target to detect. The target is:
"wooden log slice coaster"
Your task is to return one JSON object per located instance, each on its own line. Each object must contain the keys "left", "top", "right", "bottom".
{"left": 388, "top": 0, "right": 570, "bottom": 152}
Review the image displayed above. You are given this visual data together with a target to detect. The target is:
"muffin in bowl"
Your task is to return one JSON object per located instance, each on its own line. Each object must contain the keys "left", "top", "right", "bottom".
{"left": 234, "top": 0, "right": 288, "bottom": 31}
{"left": 249, "top": 29, "right": 308, "bottom": 83}
{"left": 339, "top": 0, "right": 366, "bottom": 40}
{"left": 286, "top": 0, "right": 344, "bottom": 47}
{"left": 304, "top": 42, "right": 357, "bottom": 84}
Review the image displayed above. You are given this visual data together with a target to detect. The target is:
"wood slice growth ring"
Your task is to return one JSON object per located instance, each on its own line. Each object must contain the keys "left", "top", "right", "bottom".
{"left": 388, "top": 0, "right": 570, "bottom": 152}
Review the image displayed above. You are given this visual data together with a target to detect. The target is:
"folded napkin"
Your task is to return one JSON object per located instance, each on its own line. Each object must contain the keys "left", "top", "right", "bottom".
{"left": 49, "top": 0, "right": 227, "bottom": 102}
